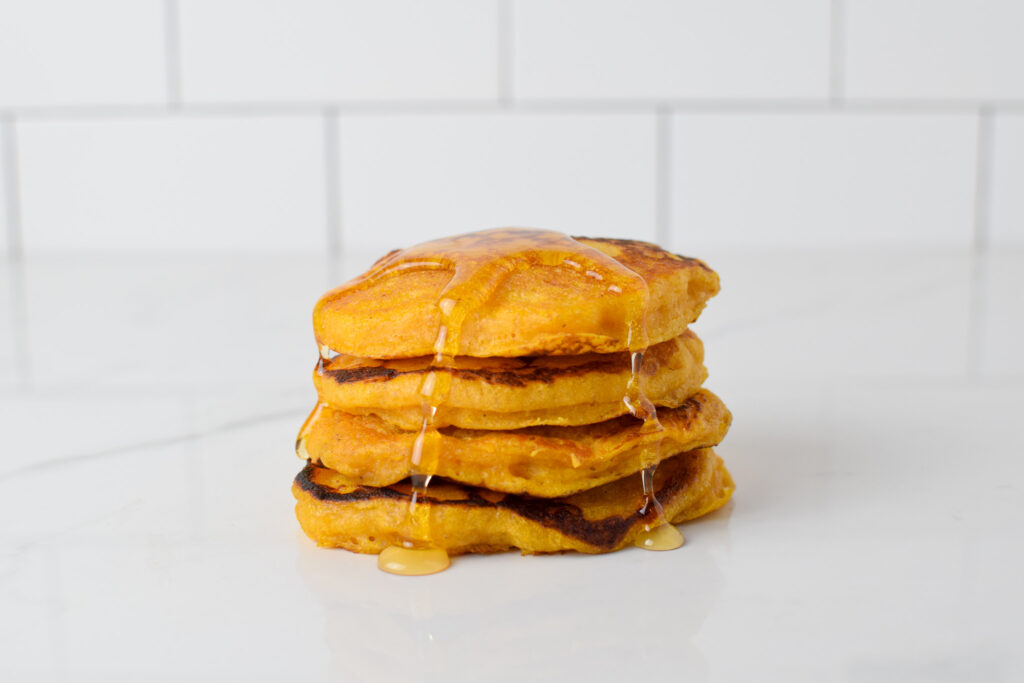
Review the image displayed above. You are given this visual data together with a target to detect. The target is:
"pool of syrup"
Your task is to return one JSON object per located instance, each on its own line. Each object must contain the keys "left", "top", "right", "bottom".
{"left": 303, "top": 228, "right": 682, "bottom": 573}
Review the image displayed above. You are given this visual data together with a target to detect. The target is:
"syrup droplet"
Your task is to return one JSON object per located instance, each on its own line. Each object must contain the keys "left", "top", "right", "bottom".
{"left": 295, "top": 402, "right": 327, "bottom": 460}
{"left": 634, "top": 523, "right": 685, "bottom": 551}
{"left": 377, "top": 546, "right": 451, "bottom": 576}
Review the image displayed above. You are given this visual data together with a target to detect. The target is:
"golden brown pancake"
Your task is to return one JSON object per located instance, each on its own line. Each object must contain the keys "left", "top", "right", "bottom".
{"left": 293, "top": 448, "right": 733, "bottom": 555}
{"left": 300, "top": 389, "right": 731, "bottom": 498}
{"left": 313, "top": 233, "right": 719, "bottom": 359}
{"left": 313, "top": 331, "right": 706, "bottom": 431}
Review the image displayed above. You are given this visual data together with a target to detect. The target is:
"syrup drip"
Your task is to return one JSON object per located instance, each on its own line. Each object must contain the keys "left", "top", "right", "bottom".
{"left": 634, "top": 522, "right": 685, "bottom": 551}
{"left": 313, "top": 228, "right": 679, "bottom": 570}
{"left": 623, "top": 349, "right": 679, "bottom": 549}
{"left": 377, "top": 546, "right": 450, "bottom": 576}
{"left": 295, "top": 401, "right": 328, "bottom": 461}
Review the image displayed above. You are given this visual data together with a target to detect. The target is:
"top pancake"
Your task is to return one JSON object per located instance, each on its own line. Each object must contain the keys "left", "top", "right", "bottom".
{"left": 313, "top": 230, "right": 720, "bottom": 359}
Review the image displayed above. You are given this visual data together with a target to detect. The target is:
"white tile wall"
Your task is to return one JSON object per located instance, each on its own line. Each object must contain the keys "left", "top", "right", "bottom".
{"left": 991, "top": 114, "right": 1024, "bottom": 245}
{"left": 338, "top": 112, "right": 657, "bottom": 252}
{"left": 514, "top": 0, "right": 829, "bottom": 100}
{"left": 846, "top": 0, "right": 1024, "bottom": 100}
{"left": 0, "top": 0, "right": 166, "bottom": 107}
{"left": 16, "top": 116, "right": 326, "bottom": 251}
{"left": 670, "top": 112, "right": 978, "bottom": 250}
{"left": 179, "top": 0, "right": 499, "bottom": 103}
{"left": 0, "top": 0, "right": 1020, "bottom": 258}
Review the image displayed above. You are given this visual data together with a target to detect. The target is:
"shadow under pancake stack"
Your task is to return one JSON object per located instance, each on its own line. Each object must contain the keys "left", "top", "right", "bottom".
{"left": 293, "top": 228, "right": 735, "bottom": 575}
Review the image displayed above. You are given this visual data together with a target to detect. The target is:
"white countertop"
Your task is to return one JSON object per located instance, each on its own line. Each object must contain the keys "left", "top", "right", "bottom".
{"left": 2, "top": 247, "right": 1022, "bottom": 682}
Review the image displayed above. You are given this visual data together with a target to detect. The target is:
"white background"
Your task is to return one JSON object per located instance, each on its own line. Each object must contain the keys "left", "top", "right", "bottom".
{"left": 1, "top": 0, "right": 1023, "bottom": 257}
{"left": 1, "top": 2, "right": 1023, "bottom": 682}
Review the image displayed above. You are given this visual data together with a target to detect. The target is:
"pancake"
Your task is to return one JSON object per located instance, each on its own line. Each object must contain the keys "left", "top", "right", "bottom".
{"left": 293, "top": 448, "right": 734, "bottom": 555}
{"left": 300, "top": 389, "right": 731, "bottom": 498}
{"left": 313, "top": 332, "right": 706, "bottom": 431}
{"left": 313, "top": 231, "right": 720, "bottom": 359}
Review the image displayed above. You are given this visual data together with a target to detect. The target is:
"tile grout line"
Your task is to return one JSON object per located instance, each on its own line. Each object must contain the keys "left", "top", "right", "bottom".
{"left": 164, "top": 0, "right": 184, "bottom": 108}
{"left": 323, "top": 108, "right": 342, "bottom": 286}
{"left": 1, "top": 115, "right": 32, "bottom": 388}
{"left": 497, "top": 0, "right": 514, "bottom": 106}
{"left": 828, "top": 0, "right": 845, "bottom": 104}
{"left": 6, "top": 99, "right": 1024, "bottom": 120}
{"left": 972, "top": 108, "right": 995, "bottom": 253}
{"left": 655, "top": 105, "right": 672, "bottom": 246}
{"left": 966, "top": 108, "right": 995, "bottom": 380}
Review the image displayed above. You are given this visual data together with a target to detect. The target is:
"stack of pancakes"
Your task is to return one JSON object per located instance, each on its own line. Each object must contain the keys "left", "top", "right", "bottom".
{"left": 293, "top": 231, "right": 734, "bottom": 557}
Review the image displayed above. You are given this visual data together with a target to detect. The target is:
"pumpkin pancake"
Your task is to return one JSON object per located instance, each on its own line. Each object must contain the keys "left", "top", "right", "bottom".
{"left": 293, "top": 448, "right": 733, "bottom": 555}
{"left": 313, "top": 331, "right": 706, "bottom": 431}
{"left": 300, "top": 389, "right": 730, "bottom": 498}
{"left": 313, "top": 231, "right": 720, "bottom": 359}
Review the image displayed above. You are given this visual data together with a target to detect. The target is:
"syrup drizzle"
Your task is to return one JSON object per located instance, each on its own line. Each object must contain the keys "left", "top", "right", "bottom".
{"left": 377, "top": 546, "right": 450, "bottom": 576}
{"left": 634, "top": 521, "right": 685, "bottom": 551}
{"left": 310, "top": 228, "right": 681, "bottom": 572}
{"left": 295, "top": 400, "right": 327, "bottom": 463}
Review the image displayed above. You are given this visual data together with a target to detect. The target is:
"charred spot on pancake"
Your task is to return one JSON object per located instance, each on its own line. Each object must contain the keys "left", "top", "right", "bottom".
{"left": 456, "top": 361, "right": 625, "bottom": 386}
{"left": 296, "top": 463, "right": 409, "bottom": 504}
{"left": 676, "top": 393, "right": 704, "bottom": 421}
{"left": 324, "top": 365, "right": 400, "bottom": 384}
{"left": 324, "top": 358, "right": 620, "bottom": 388}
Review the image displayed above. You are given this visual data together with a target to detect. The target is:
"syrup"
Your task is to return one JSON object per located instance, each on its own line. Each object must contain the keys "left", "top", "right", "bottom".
{"left": 634, "top": 523, "right": 685, "bottom": 551}
{"left": 295, "top": 401, "right": 327, "bottom": 461}
{"left": 313, "top": 228, "right": 677, "bottom": 570}
{"left": 378, "top": 546, "right": 450, "bottom": 576}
